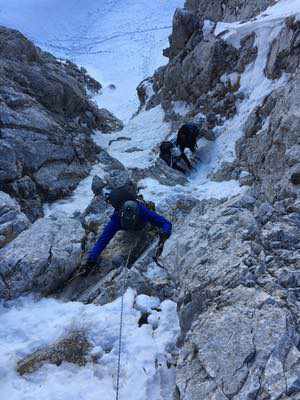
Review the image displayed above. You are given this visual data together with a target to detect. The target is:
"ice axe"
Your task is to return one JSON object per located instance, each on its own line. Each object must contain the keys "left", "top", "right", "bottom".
{"left": 153, "top": 234, "right": 168, "bottom": 268}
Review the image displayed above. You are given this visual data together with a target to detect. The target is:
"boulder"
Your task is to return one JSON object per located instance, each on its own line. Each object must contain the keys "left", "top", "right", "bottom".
{"left": 0, "top": 191, "right": 30, "bottom": 248}
{"left": 167, "top": 8, "right": 199, "bottom": 59}
{"left": 91, "top": 175, "right": 106, "bottom": 196}
{"left": 0, "top": 212, "right": 84, "bottom": 299}
{"left": 8, "top": 176, "right": 43, "bottom": 222}
{"left": 33, "top": 161, "right": 90, "bottom": 201}
{"left": 87, "top": 105, "right": 123, "bottom": 132}
{"left": 17, "top": 331, "right": 91, "bottom": 375}
{"left": 0, "top": 26, "right": 121, "bottom": 222}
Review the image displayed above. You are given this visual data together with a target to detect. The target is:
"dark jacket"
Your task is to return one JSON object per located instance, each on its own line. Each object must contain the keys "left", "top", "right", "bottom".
{"left": 88, "top": 203, "right": 172, "bottom": 262}
{"left": 176, "top": 123, "right": 200, "bottom": 153}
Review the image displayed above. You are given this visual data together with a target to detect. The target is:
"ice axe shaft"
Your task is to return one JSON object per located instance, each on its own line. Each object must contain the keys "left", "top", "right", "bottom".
{"left": 155, "top": 240, "right": 164, "bottom": 260}
{"left": 152, "top": 237, "right": 166, "bottom": 268}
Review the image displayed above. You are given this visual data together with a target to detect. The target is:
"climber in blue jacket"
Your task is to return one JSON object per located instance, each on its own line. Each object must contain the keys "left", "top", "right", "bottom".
{"left": 85, "top": 187, "right": 172, "bottom": 270}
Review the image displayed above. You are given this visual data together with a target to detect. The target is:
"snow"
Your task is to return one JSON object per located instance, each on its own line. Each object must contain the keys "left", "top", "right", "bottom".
{"left": 1, "top": 0, "right": 300, "bottom": 398}
{"left": 44, "top": 161, "right": 107, "bottom": 216}
{"left": 0, "top": 0, "right": 184, "bottom": 123}
{"left": 116, "top": 0, "right": 293, "bottom": 209}
{"left": 94, "top": 105, "right": 170, "bottom": 169}
{"left": 134, "top": 294, "right": 160, "bottom": 313}
{"left": 0, "top": 291, "right": 180, "bottom": 400}
{"left": 172, "top": 101, "right": 192, "bottom": 117}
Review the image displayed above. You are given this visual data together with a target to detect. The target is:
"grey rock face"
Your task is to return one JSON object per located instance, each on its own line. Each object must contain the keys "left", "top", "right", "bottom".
{"left": 291, "top": 167, "right": 300, "bottom": 186}
{"left": 8, "top": 176, "right": 43, "bottom": 222}
{"left": 167, "top": 8, "right": 200, "bottom": 60}
{"left": 0, "top": 191, "right": 30, "bottom": 248}
{"left": 185, "top": 0, "right": 276, "bottom": 22}
{"left": 161, "top": 37, "right": 239, "bottom": 104}
{"left": 0, "top": 26, "right": 40, "bottom": 62}
{"left": 158, "top": 194, "right": 300, "bottom": 400}
{"left": 91, "top": 175, "right": 106, "bottom": 196}
{"left": 0, "top": 212, "right": 84, "bottom": 299}
{"left": 265, "top": 17, "right": 300, "bottom": 80}
{"left": 141, "top": 11, "right": 259, "bottom": 127}
{"left": 236, "top": 76, "right": 300, "bottom": 203}
{"left": 286, "top": 145, "right": 300, "bottom": 167}
{"left": 0, "top": 26, "right": 122, "bottom": 222}
{"left": 237, "top": 32, "right": 258, "bottom": 73}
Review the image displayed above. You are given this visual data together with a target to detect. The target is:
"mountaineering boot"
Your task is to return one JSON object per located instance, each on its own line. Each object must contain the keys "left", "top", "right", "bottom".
{"left": 67, "top": 259, "right": 97, "bottom": 283}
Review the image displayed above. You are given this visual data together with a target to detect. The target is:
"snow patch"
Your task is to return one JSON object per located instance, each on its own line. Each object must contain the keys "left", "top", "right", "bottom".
{"left": 94, "top": 106, "right": 171, "bottom": 169}
{"left": 44, "top": 161, "right": 107, "bottom": 216}
{"left": 172, "top": 101, "right": 192, "bottom": 117}
{"left": 0, "top": 291, "right": 180, "bottom": 400}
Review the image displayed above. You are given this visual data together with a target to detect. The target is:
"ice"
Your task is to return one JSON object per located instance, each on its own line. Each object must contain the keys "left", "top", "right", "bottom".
{"left": 0, "top": 291, "right": 180, "bottom": 400}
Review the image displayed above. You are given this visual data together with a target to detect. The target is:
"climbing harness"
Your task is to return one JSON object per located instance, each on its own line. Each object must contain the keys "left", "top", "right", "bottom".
{"left": 115, "top": 242, "right": 135, "bottom": 400}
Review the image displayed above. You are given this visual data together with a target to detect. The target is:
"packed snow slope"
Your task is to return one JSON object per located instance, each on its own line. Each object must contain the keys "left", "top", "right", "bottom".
{"left": 0, "top": 0, "right": 184, "bottom": 122}
{"left": 0, "top": 292, "right": 179, "bottom": 400}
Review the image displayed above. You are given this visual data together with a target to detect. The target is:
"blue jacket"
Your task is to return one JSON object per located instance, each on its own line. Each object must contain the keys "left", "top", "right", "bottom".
{"left": 88, "top": 203, "right": 172, "bottom": 262}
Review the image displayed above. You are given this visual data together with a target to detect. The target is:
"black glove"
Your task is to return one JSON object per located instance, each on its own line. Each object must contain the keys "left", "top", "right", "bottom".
{"left": 159, "top": 232, "right": 170, "bottom": 242}
{"left": 80, "top": 258, "right": 97, "bottom": 276}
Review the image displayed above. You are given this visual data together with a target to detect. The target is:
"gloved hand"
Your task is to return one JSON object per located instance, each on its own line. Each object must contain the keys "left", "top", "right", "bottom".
{"left": 80, "top": 258, "right": 97, "bottom": 276}
{"left": 159, "top": 231, "right": 170, "bottom": 242}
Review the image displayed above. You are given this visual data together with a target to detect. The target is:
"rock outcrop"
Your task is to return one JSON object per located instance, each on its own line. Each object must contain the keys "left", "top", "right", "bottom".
{"left": 138, "top": 6, "right": 260, "bottom": 129}
{"left": 185, "top": 0, "right": 276, "bottom": 22}
{"left": 133, "top": 1, "right": 300, "bottom": 399}
{"left": 0, "top": 212, "right": 84, "bottom": 299}
{"left": 17, "top": 330, "right": 91, "bottom": 376}
{"left": 236, "top": 76, "right": 300, "bottom": 203}
{"left": 0, "top": 191, "right": 30, "bottom": 248}
{"left": 162, "top": 190, "right": 300, "bottom": 399}
{"left": 0, "top": 26, "right": 122, "bottom": 222}
{"left": 265, "top": 16, "right": 300, "bottom": 79}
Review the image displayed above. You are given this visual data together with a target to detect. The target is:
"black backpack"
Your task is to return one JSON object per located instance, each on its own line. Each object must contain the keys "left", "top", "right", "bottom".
{"left": 120, "top": 200, "right": 144, "bottom": 231}
{"left": 160, "top": 141, "right": 174, "bottom": 154}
